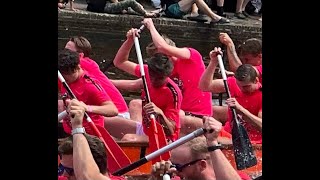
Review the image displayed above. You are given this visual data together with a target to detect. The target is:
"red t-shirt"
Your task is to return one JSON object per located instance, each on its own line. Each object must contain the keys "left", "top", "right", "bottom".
{"left": 170, "top": 171, "right": 251, "bottom": 180}
{"left": 58, "top": 176, "right": 68, "bottom": 180}
{"left": 58, "top": 174, "right": 126, "bottom": 180}
{"left": 80, "top": 57, "right": 129, "bottom": 113}
{"left": 255, "top": 65, "right": 262, "bottom": 84}
{"left": 135, "top": 65, "right": 182, "bottom": 141}
{"left": 108, "top": 173, "right": 126, "bottom": 180}
{"left": 223, "top": 77, "right": 262, "bottom": 143}
{"left": 60, "top": 72, "right": 111, "bottom": 135}
{"left": 170, "top": 48, "right": 212, "bottom": 116}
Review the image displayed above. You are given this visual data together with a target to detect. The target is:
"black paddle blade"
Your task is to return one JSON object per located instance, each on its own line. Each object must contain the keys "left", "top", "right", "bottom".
{"left": 232, "top": 119, "right": 257, "bottom": 170}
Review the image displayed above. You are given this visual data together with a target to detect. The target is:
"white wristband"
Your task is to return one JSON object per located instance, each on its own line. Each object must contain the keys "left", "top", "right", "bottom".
{"left": 71, "top": 127, "right": 86, "bottom": 135}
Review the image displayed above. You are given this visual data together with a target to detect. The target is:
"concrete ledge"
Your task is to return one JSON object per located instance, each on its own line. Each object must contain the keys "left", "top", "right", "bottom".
{"left": 58, "top": 5, "right": 261, "bottom": 81}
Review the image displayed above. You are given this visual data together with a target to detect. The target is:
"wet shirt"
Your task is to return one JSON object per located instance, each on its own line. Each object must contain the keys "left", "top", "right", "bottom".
{"left": 60, "top": 72, "right": 111, "bottom": 135}
{"left": 223, "top": 76, "right": 262, "bottom": 143}
{"left": 135, "top": 65, "right": 182, "bottom": 141}
{"left": 170, "top": 48, "right": 212, "bottom": 116}
{"left": 80, "top": 57, "right": 129, "bottom": 113}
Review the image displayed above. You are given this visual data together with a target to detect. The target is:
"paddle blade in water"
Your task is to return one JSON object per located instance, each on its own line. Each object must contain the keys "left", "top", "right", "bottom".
{"left": 231, "top": 118, "right": 257, "bottom": 170}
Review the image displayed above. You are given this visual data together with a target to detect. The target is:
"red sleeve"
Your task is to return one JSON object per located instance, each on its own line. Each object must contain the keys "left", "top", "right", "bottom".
{"left": 188, "top": 48, "right": 202, "bottom": 62}
{"left": 163, "top": 90, "right": 180, "bottom": 128}
{"left": 58, "top": 80, "right": 62, "bottom": 92}
{"left": 134, "top": 64, "right": 149, "bottom": 78}
{"left": 255, "top": 65, "right": 262, "bottom": 76}
{"left": 227, "top": 77, "right": 240, "bottom": 97}
{"left": 237, "top": 171, "right": 252, "bottom": 180}
{"left": 85, "top": 80, "right": 111, "bottom": 105}
{"left": 58, "top": 176, "right": 68, "bottom": 180}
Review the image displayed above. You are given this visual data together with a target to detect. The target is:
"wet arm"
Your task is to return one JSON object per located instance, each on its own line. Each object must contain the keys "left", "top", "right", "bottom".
{"left": 73, "top": 134, "right": 110, "bottom": 180}
{"left": 113, "top": 38, "right": 137, "bottom": 76}
{"left": 199, "top": 61, "right": 225, "bottom": 93}
{"left": 156, "top": 112, "right": 175, "bottom": 135}
{"left": 88, "top": 101, "right": 118, "bottom": 117}
{"left": 207, "top": 140, "right": 242, "bottom": 180}
{"left": 239, "top": 107, "right": 262, "bottom": 131}
{"left": 149, "top": 25, "right": 190, "bottom": 60}
{"left": 226, "top": 43, "right": 242, "bottom": 72}
{"left": 110, "top": 78, "right": 143, "bottom": 91}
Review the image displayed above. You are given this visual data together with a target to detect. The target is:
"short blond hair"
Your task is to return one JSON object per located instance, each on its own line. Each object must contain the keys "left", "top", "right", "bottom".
{"left": 146, "top": 34, "right": 176, "bottom": 57}
{"left": 184, "top": 136, "right": 211, "bottom": 162}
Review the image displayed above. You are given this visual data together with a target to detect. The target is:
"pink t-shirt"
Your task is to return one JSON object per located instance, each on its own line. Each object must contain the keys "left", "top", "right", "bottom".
{"left": 58, "top": 176, "right": 68, "bottom": 180}
{"left": 170, "top": 171, "right": 250, "bottom": 180}
{"left": 135, "top": 65, "right": 182, "bottom": 141}
{"left": 108, "top": 173, "right": 126, "bottom": 180}
{"left": 170, "top": 48, "right": 212, "bottom": 116}
{"left": 223, "top": 77, "right": 262, "bottom": 143}
{"left": 60, "top": 72, "right": 111, "bottom": 135}
{"left": 80, "top": 57, "right": 129, "bottom": 113}
{"left": 255, "top": 65, "right": 262, "bottom": 84}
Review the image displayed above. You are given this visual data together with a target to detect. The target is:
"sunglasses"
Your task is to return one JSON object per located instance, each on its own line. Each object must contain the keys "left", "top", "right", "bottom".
{"left": 171, "top": 159, "right": 206, "bottom": 172}
{"left": 58, "top": 163, "right": 74, "bottom": 176}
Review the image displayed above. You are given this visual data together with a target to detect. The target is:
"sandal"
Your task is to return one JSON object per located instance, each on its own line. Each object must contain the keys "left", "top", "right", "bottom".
{"left": 144, "top": 12, "right": 160, "bottom": 18}
{"left": 242, "top": 11, "right": 250, "bottom": 17}
{"left": 211, "top": 17, "right": 230, "bottom": 24}
{"left": 234, "top": 12, "right": 246, "bottom": 19}
{"left": 187, "top": 14, "right": 208, "bottom": 22}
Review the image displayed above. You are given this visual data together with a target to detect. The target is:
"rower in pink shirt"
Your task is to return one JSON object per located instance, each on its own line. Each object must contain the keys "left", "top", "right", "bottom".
{"left": 142, "top": 18, "right": 212, "bottom": 136}
{"left": 64, "top": 36, "right": 130, "bottom": 119}
{"left": 101, "top": 28, "right": 182, "bottom": 142}
{"left": 58, "top": 49, "right": 118, "bottom": 135}
{"left": 199, "top": 47, "right": 262, "bottom": 143}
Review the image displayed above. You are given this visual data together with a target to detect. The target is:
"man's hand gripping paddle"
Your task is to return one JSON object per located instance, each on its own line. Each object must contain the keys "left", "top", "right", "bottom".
{"left": 134, "top": 25, "right": 170, "bottom": 164}
{"left": 58, "top": 71, "right": 132, "bottom": 174}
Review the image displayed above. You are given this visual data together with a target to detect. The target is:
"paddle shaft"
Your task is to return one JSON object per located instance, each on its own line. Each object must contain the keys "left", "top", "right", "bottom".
{"left": 134, "top": 28, "right": 158, "bottom": 134}
{"left": 216, "top": 55, "right": 238, "bottom": 121}
{"left": 216, "top": 55, "right": 257, "bottom": 170}
{"left": 163, "top": 174, "right": 171, "bottom": 180}
{"left": 58, "top": 110, "right": 68, "bottom": 121}
{"left": 112, "top": 128, "right": 208, "bottom": 176}
{"left": 134, "top": 25, "right": 169, "bottom": 164}
{"left": 58, "top": 70, "right": 123, "bottom": 169}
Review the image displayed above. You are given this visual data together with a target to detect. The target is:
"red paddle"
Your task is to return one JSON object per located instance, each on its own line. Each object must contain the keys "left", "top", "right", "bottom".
{"left": 134, "top": 25, "right": 170, "bottom": 163}
{"left": 58, "top": 70, "right": 132, "bottom": 174}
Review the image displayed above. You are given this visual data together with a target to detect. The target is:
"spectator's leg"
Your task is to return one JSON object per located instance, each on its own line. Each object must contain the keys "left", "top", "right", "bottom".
{"left": 191, "top": 3, "right": 198, "bottom": 15}
{"left": 178, "top": 0, "right": 196, "bottom": 13}
{"left": 216, "top": 0, "right": 225, "bottom": 16}
{"left": 241, "top": 0, "right": 251, "bottom": 17}
{"left": 104, "top": 0, "right": 157, "bottom": 17}
{"left": 104, "top": 0, "right": 145, "bottom": 15}
{"left": 235, "top": 0, "right": 246, "bottom": 19}
{"left": 189, "top": 0, "right": 223, "bottom": 22}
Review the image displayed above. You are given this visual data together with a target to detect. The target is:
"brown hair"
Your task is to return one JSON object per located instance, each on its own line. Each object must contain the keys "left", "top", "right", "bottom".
{"left": 58, "top": 134, "right": 108, "bottom": 174}
{"left": 238, "top": 38, "right": 262, "bottom": 56}
{"left": 235, "top": 64, "right": 258, "bottom": 83}
{"left": 69, "top": 36, "right": 92, "bottom": 57}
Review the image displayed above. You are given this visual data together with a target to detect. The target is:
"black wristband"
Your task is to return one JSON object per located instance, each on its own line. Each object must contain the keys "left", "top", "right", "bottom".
{"left": 207, "top": 144, "right": 222, "bottom": 152}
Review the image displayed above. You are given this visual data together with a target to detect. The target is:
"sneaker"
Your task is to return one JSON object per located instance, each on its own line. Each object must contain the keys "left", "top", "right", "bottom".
{"left": 211, "top": 17, "right": 230, "bottom": 24}
{"left": 234, "top": 12, "right": 246, "bottom": 19}
{"left": 242, "top": 11, "right": 250, "bottom": 17}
